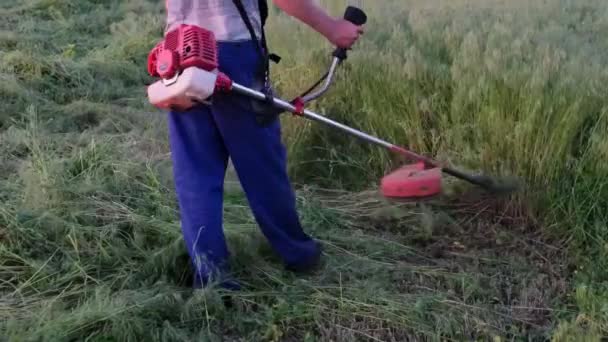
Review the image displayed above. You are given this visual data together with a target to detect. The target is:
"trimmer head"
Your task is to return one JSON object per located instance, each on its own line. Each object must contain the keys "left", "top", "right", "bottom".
{"left": 380, "top": 163, "right": 442, "bottom": 198}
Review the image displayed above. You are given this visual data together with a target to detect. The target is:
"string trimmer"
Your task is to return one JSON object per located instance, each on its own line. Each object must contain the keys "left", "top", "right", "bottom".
{"left": 146, "top": 6, "right": 519, "bottom": 199}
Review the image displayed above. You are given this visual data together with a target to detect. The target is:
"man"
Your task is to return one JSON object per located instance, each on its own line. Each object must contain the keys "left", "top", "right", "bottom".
{"left": 164, "top": 0, "right": 364, "bottom": 290}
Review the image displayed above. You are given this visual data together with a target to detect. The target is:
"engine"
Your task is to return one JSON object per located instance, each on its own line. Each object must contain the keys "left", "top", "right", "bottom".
{"left": 147, "top": 24, "right": 221, "bottom": 111}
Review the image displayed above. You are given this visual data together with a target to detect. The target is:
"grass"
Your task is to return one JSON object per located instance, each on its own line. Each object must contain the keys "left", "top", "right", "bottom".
{"left": 1, "top": 0, "right": 607, "bottom": 340}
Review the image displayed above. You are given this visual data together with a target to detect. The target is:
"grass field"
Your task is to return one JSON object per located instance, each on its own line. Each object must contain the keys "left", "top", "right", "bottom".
{"left": 1, "top": 0, "right": 608, "bottom": 340}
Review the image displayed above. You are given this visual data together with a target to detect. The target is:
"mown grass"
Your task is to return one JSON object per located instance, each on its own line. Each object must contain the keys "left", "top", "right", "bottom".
{"left": 0, "top": 115, "right": 570, "bottom": 340}
{"left": 1, "top": 0, "right": 607, "bottom": 340}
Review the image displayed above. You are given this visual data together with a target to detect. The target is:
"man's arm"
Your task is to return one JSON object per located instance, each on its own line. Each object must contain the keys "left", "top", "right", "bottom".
{"left": 271, "top": 0, "right": 364, "bottom": 49}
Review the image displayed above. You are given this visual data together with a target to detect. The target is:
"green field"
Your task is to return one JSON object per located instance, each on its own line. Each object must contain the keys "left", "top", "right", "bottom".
{"left": 1, "top": 0, "right": 608, "bottom": 340}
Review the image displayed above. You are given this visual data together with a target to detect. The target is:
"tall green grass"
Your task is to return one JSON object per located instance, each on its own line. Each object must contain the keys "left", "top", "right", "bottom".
{"left": 1, "top": 0, "right": 607, "bottom": 339}
{"left": 271, "top": 2, "right": 608, "bottom": 333}
{"left": 273, "top": 0, "right": 608, "bottom": 204}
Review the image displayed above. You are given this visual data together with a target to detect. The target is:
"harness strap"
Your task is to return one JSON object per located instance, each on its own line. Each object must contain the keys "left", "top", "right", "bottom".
{"left": 231, "top": 0, "right": 280, "bottom": 82}
{"left": 231, "top": 0, "right": 264, "bottom": 56}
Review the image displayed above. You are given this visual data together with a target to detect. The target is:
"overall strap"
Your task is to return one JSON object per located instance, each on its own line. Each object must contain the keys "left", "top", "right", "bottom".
{"left": 231, "top": 0, "right": 281, "bottom": 67}
{"left": 231, "top": 0, "right": 285, "bottom": 126}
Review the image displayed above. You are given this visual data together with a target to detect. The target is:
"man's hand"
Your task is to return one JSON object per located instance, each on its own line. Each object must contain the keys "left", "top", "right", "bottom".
{"left": 271, "top": 0, "right": 365, "bottom": 49}
{"left": 326, "top": 18, "right": 364, "bottom": 49}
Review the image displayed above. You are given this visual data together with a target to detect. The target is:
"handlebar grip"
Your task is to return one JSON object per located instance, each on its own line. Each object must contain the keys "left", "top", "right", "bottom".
{"left": 333, "top": 6, "right": 367, "bottom": 61}
{"left": 344, "top": 6, "right": 367, "bottom": 26}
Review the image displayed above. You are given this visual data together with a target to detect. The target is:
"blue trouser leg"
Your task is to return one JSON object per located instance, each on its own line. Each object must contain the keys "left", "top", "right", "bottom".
{"left": 211, "top": 41, "right": 321, "bottom": 270}
{"left": 168, "top": 104, "right": 230, "bottom": 287}
{"left": 168, "top": 39, "right": 320, "bottom": 287}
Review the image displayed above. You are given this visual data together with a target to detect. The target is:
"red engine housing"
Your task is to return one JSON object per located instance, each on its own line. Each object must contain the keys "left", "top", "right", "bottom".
{"left": 147, "top": 24, "right": 219, "bottom": 79}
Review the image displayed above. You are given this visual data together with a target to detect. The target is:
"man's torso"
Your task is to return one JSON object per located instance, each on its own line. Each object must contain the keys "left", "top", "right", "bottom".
{"left": 165, "top": 0, "right": 262, "bottom": 42}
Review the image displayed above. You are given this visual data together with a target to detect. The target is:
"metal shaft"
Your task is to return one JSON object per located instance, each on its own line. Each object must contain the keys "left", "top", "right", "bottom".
{"left": 230, "top": 82, "right": 494, "bottom": 190}
{"left": 231, "top": 82, "right": 394, "bottom": 149}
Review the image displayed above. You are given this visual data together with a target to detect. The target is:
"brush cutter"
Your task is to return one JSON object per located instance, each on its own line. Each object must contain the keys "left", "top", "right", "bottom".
{"left": 146, "top": 6, "right": 518, "bottom": 199}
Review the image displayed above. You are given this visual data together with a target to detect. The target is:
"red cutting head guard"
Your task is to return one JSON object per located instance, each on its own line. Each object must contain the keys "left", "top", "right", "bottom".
{"left": 380, "top": 163, "right": 442, "bottom": 198}
{"left": 147, "top": 24, "right": 219, "bottom": 79}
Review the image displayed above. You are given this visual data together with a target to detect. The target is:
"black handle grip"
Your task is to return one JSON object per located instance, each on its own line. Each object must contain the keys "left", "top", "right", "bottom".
{"left": 333, "top": 6, "right": 367, "bottom": 61}
{"left": 344, "top": 6, "right": 367, "bottom": 26}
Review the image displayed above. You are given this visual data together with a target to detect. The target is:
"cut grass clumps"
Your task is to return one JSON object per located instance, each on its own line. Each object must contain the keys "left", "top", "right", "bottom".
{"left": 0, "top": 128, "right": 570, "bottom": 340}
{"left": 0, "top": 0, "right": 160, "bottom": 128}
{"left": 0, "top": 110, "right": 569, "bottom": 340}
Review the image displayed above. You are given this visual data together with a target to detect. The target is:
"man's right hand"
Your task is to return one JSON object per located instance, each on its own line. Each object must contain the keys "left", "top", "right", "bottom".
{"left": 326, "top": 18, "right": 365, "bottom": 49}
{"left": 272, "top": 0, "right": 365, "bottom": 50}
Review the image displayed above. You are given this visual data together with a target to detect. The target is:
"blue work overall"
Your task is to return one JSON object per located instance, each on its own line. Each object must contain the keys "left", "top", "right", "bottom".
{"left": 167, "top": 39, "right": 321, "bottom": 288}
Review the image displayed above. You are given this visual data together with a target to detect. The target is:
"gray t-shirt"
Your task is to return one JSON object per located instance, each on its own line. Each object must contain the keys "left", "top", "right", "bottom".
{"left": 165, "top": 0, "right": 262, "bottom": 42}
